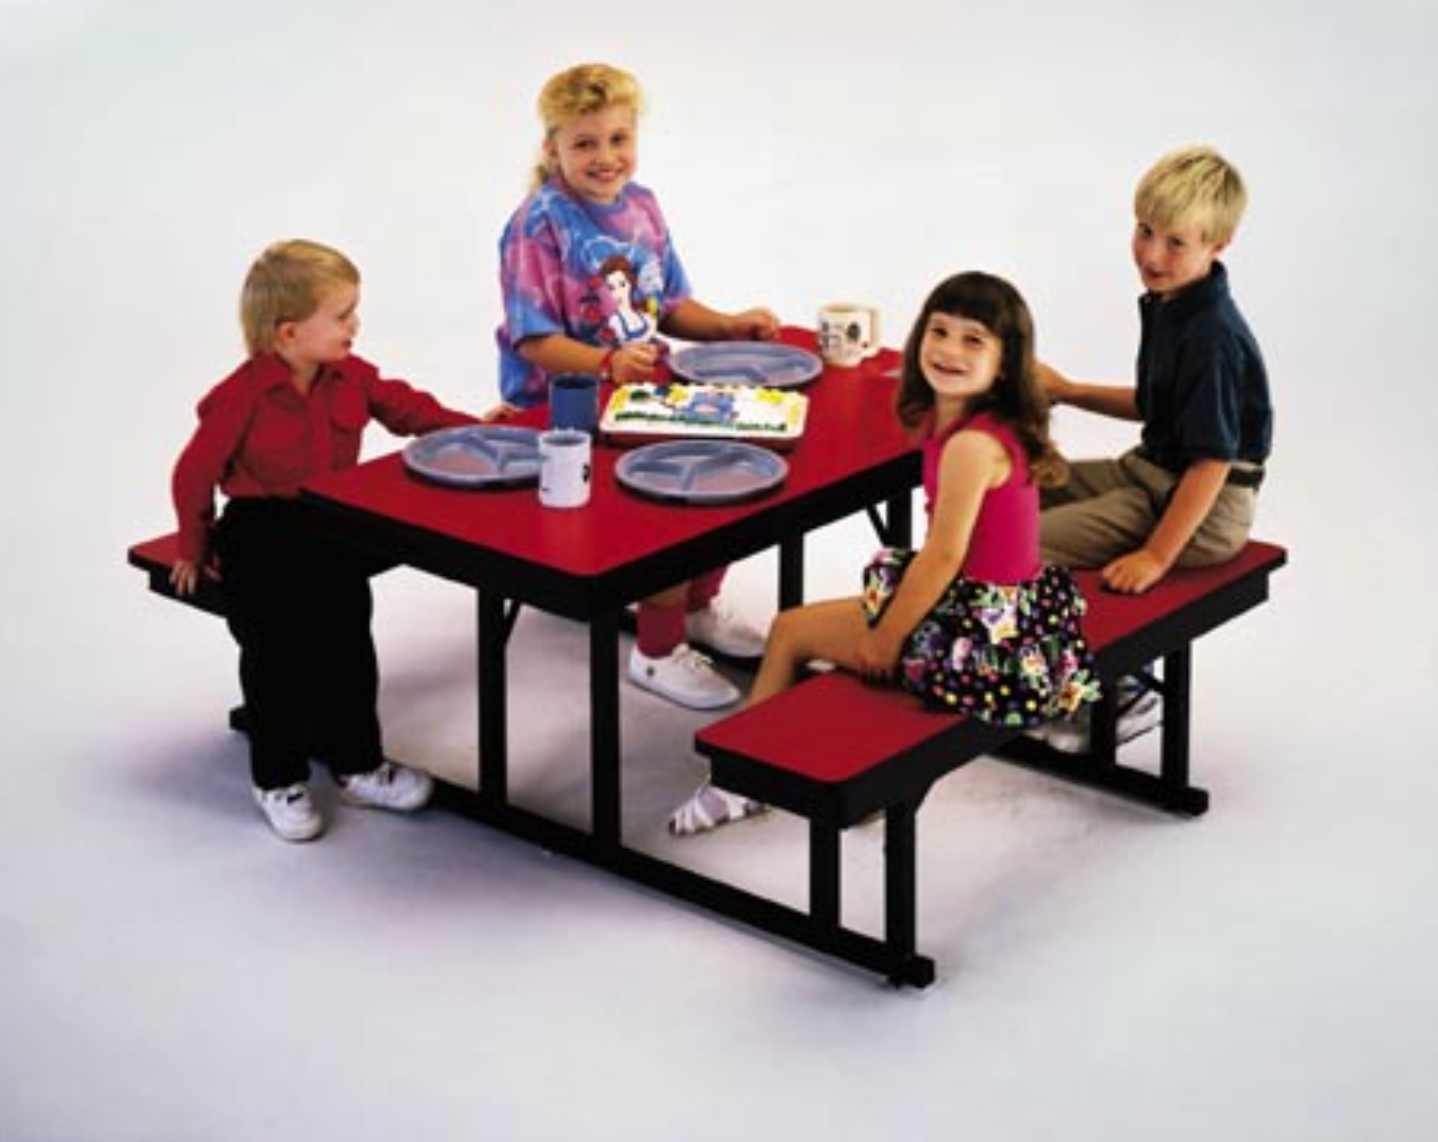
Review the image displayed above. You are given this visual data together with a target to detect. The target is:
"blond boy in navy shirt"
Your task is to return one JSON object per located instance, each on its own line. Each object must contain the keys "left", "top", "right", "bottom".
{"left": 1039, "top": 145, "right": 1272, "bottom": 595}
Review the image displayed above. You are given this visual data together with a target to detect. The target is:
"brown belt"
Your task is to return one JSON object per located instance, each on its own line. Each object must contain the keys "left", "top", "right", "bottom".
{"left": 1137, "top": 448, "right": 1265, "bottom": 489}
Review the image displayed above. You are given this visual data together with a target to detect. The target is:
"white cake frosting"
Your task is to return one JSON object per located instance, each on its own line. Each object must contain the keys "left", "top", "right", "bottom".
{"left": 602, "top": 383, "right": 808, "bottom": 440}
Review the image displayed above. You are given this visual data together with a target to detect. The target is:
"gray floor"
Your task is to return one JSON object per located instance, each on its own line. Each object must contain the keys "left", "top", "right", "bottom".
{"left": 5, "top": 2, "right": 1437, "bottom": 1139}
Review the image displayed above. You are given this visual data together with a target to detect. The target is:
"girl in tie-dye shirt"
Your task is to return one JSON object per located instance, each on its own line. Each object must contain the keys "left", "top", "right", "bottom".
{"left": 493, "top": 62, "right": 780, "bottom": 713}
{"left": 496, "top": 179, "right": 686, "bottom": 407}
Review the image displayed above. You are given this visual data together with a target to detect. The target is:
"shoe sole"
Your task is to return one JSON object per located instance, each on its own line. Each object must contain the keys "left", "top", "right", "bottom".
{"left": 627, "top": 670, "right": 740, "bottom": 710}
{"left": 339, "top": 787, "right": 432, "bottom": 812}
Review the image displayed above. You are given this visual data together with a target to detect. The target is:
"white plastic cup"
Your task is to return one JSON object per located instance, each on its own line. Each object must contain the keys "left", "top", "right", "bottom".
{"left": 538, "top": 429, "right": 592, "bottom": 509}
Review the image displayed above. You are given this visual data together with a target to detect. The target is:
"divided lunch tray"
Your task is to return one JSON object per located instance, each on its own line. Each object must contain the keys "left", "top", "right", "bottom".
{"left": 667, "top": 342, "right": 822, "bottom": 388}
{"left": 402, "top": 425, "right": 541, "bottom": 489}
{"left": 614, "top": 440, "right": 789, "bottom": 505}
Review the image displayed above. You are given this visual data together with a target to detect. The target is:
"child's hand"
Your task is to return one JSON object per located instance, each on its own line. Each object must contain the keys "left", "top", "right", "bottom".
{"left": 480, "top": 401, "right": 522, "bottom": 422}
{"left": 1035, "top": 361, "right": 1074, "bottom": 407}
{"left": 854, "top": 625, "right": 899, "bottom": 681}
{"left": 612, "top": 342, "right": 664, "bottom": 384}
{"left": 726, "top": 308, "right": 780, "bottom": 342}
{"left": 1101, "top": 549, "right": 1169, "bottom": 594}
{"left": 170, "top": 556, "right": 219, "bottom": 597}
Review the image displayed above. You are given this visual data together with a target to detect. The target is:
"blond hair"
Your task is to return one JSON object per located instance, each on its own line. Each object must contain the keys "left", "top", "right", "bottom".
{"left": 531, "top": 62, "right": 645, "bottom": 189}
{"left": 1134, "top": 145, "right": 1248, "bottom": 245}
{"left": 240, "top": 239, "right": 359, "bottom": 356}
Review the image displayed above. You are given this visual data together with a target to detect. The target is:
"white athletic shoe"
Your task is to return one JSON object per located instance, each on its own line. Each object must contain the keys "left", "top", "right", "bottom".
{"left": 685, "top": 601, "right": 767, "bottom": 659}
{"left": 628, "top": 644, "right": 741, "bottom": 710}
{"left": 253, "top": 783, "right": 324, "bottom": 843}
{"left": 337, "top": 761, "right": 434, "bottom": 812}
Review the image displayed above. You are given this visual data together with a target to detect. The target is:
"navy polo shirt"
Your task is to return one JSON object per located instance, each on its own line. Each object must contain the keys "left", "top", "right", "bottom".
{"left": 1135, "top": 262, "right": 1272, "bottom": 470}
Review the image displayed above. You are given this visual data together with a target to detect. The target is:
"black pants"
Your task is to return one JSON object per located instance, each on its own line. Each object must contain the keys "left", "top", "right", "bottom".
{"left": 216, "top": 498, "right": 384, "bottom": 790}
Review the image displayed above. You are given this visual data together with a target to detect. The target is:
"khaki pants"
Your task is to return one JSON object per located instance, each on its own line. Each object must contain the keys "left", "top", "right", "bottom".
{"left": 1039, "top": 448, "right": 1257, "bottom": 570}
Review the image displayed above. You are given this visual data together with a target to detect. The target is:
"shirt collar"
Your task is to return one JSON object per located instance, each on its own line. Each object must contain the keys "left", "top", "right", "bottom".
{"left": 249, "top": 353, "right": 346, "bottom": 390}
{"left": 1140, "top": 260, "right": 1230, "bottom": 320}
{"left": 248, "top": 353, "right": 294, "bottom": 391}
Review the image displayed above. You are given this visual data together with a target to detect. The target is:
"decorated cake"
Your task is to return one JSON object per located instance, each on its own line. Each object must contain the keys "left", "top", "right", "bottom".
{"left": 600, "top": 382, "right": 808, "bottom": 442}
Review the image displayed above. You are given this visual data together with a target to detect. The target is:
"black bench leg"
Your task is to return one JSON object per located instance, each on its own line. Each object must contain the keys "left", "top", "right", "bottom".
{"left": 809, "top": 820, "right": 841, "bottom": 929}
{"left": 1158, "top": 646, "right": 1207, "bottom": 814}
{"left": 884, "top": 798, "right": 935, "bottom": 987}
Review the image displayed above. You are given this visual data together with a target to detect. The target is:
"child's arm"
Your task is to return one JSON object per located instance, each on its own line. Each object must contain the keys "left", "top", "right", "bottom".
{"left": 516, "top": 333, "right": 664, "bottom": 386}
{"left": 855, "top": 431, "right": 1002, "bottom": 677}
{"left": 1038, "top": 362, "right": 1141, "bottom": 421}
{"left": 169, "top": 380, "right": 252, "bottom": 594}
{"left": 1102, "top": 458, "right": 1231, "bottom": 593}
{"left": 661, "top": 299, "right": 780, "bottom": 343}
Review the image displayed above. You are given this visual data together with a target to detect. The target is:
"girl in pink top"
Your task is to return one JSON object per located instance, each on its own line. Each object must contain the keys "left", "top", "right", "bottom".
{"left": 671, "top": 272, "right": 1099, "bottom": 835}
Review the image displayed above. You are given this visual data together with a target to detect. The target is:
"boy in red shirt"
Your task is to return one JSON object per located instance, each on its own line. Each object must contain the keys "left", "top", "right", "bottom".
{"left": 171, "top": 240, "right": 475, "bottom": 841}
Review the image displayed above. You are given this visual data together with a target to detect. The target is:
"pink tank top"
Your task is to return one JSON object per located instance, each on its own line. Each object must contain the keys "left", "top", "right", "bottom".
{"left": 921, "top": 412, "right": 1040, "bottom": 583}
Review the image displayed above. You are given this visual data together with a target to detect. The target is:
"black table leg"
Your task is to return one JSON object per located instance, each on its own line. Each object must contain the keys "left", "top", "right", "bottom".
{"left": 477, "top": 591, "right": 508, "bottom": 804}
{"left": 779, "top": 534, "right": 805, "bottom": 610}
{"left": 886, "top": 490, "right": 913, "bottom": 548}
{"left": 590, "top": 606, "right": 622, "bottom": 850}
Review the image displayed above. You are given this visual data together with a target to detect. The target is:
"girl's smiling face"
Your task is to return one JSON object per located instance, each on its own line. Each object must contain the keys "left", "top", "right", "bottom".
{"left": 546, "top": 105, "right": 638, "bottom": 205}
{"left": 920, "top": 311, "right": 1002, "bottom": 404}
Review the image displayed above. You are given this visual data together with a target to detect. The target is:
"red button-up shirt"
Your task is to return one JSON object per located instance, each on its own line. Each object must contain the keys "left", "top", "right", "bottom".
{"left": 172, "top": 353, "right": 475, "bottom": 562}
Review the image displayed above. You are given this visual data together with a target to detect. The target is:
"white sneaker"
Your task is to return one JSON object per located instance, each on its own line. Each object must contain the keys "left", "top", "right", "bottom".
{"left": 685, "top": 601, "right": 767, "bottom": 659}
{"left": 253, "top": 783, "right": 324, "bottom": 842}
{"left": 628, "top": 644, "right": 741, "bottom": 710}
{"left": 337, "top": 761, "right": 434, "bottom": 812}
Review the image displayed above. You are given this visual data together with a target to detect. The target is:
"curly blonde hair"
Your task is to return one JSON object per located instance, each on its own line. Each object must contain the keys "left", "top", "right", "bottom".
{"left": 530, "top": 62, "right": 645, "bottom": 189}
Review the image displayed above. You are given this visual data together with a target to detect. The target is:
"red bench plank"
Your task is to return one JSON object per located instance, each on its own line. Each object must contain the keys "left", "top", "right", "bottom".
{"left": 696, "top": 541, "right": 1288, "bottom": 787}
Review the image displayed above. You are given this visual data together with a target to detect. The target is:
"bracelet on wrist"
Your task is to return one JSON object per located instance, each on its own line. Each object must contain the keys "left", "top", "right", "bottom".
{"left": 598, "top": 348, "right": 617, "bottom": 383}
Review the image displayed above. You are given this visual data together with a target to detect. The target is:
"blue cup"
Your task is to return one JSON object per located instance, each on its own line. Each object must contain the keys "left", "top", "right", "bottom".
{"left": 550, "top": 374, "right": 600, "bottom": 435}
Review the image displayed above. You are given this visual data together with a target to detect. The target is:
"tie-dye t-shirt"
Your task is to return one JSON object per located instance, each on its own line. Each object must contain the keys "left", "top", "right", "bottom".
{"left": 496, "top": 179, "right": 693, "bottom": 407}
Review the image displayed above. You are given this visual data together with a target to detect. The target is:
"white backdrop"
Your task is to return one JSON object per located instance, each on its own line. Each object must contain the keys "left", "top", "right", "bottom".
{"left": 4, "top": 1, "right": 1438, "bottom": 1139}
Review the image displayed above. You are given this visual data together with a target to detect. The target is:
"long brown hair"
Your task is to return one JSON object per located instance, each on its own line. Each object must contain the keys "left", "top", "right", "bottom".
{"left": 895, "top": 271, "right": 1065, "bottom": 487}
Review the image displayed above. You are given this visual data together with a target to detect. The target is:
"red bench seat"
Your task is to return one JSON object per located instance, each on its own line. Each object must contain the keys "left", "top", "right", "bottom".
{"left": 692, "top": 541, "right": 1286, "bottom": 985}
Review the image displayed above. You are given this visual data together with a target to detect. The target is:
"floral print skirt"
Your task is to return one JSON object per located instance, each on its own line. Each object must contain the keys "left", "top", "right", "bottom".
{"left": 862, "top": 548, "right": 1101, "bottom": 728}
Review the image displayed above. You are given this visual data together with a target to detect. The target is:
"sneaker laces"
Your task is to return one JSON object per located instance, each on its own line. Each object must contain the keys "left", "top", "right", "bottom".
{"left": 342, "top": 762, "right": 395, "bottom": 790}
{"left": 672, "top": 644, "right": 719, "bottom": 673}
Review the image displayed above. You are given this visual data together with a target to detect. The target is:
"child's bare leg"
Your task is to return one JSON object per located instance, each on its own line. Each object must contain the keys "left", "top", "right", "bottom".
{"left": 748, "top": 596, "right": 868, "bottom": 705}
{"left": 670, "top": 595, "right": 870, "bottom": 838}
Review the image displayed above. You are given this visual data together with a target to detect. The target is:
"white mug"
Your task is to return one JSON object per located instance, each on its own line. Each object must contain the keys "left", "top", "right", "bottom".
{"left": 817, "top": 303, "right": 881, "bottom": 367}
{"left": 538, "top": 429, "right": 592, "bottom": 509}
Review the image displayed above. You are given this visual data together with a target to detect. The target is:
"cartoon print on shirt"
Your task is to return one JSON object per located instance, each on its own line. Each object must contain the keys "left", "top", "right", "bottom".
{"left": 570, "top": 235, "right": 663, "bottom": 349}
{"left": 600, "top": 254, "right": 659, "bottom": 344}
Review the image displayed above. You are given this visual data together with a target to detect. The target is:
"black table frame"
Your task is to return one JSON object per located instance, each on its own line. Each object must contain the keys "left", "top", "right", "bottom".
{"left": 302, "top": 453, "right": 920, "bottom": 983}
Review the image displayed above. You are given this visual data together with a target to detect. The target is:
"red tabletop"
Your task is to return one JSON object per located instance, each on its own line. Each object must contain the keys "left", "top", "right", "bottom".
{"left": 303, "top": 329, "right": 916, "bottom": 602}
